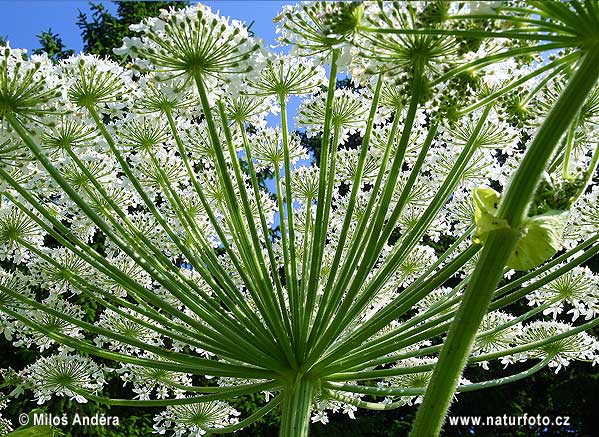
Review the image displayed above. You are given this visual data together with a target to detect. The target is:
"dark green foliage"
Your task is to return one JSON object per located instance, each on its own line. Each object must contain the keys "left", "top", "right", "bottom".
{"left": 77, "top": 1, "right": 188, "bottom": 60}
{"left": 232, "top": 393, "right": 280, "bottom": 436}
{"left": 32, "top": 29, "right": 74, "bottom": 63}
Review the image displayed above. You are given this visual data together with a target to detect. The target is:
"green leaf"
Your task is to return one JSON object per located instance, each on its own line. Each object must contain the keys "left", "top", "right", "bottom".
{"left": 472, "top": 186, "right": 509, "bottom": 244}
{"left": 472, "top": 187, "right": 569, "bottom": 271}
{"left": 507, "top": 209, "right": 569, "bottom": 271}
{"left": 5, "top": 426, "right": 55, "bottom": 437}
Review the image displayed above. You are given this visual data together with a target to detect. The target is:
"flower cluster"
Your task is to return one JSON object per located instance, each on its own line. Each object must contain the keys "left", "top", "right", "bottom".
{"left": 23, "top": 353, "right": 106, "bottom": 404}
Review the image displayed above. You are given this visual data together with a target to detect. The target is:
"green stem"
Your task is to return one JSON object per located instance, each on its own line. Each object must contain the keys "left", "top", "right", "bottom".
{"left": 330, "top": 236, "right": 599, "bottom": 375}
{"left": 307, "top": 74, "right": 384, "bottom": 353}
{"left": 208, "top": 395, "right": 283, "bottom": 434}
{"left": 194, "top": 76, "right": 298, "bottom": 369}
{"left": 455, "top": 52, "right": 579, "bottom": 117}
{"left": 324, "top": 357, "right": 550, "bottom": 396}
{"left": 300, "top": 124, "right": 339, "bottom": 358}
{"left": 323, "top": 389, "right": 406, "bottom": 410}
{"left": 279, "top": 376, "right": 315, "bottom": 437}
{"left": 305, "top": 73, "right": 421, "bottom": 369}
{"left": 431, "top": 42, "right": 566, "bottom": 86}
{"left": 447, "top": 13, "right": 573, "bottom": 33}
{"left": 410, "top": 47, "right": 599, "bottom": 437}
{"left": 279, "top": 97, "right": 300, "bottom": 338}
{"left": 237, "top": 123, "right": 292, "bottom": 336}
{"left": 357, "top": 26, "right": 577, "bottom": 42}
{"left": 1, "top": 305, "right": 273, "bottom": 378}
{"left": 303, "top": 49, "right": 339, "bottom": 346}
{"left": 0, "top": 179, "right": 232, "bottom": 349}
{"left": 573, "top": 139, "right": 599, "bottom": 200}
{"left": 562, "top": 112, "right": 580, "bottom": 179}
{"left": 73, "top": 381, "right": 280, "bottom": 407}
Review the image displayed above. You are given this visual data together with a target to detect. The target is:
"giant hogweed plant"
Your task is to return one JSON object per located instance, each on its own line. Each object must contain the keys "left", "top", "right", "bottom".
{"left": 1, "top": 1, "right": 599, "bottom": 436}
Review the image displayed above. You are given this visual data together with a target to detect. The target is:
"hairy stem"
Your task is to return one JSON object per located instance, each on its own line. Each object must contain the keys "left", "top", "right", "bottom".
{"left": 279, "top": 376, "right": 315, "bottom": 437}
{"left": 411, "top": 47, "right": 599, "bottom": 437}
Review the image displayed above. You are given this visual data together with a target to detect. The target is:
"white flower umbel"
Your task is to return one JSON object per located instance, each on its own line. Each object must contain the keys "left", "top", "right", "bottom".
{"left": 153, "top": 401, "right": 240, "bottom": 437}
{"left": 119, "top": 4, "right": 258, "bottom": 85}
{"left": 516, "top": 321, "right": 599, "bottom": 373}
{"left": 23, "top": 353, "right": 106, "bottom": 404}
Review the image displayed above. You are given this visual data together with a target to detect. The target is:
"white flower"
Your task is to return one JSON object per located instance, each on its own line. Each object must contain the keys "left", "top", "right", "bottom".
{"left": 121, "top": 4, "right": 258, "bottom": 83}
{"left": 23, "top": 353, "right": 105, "bottom": 404}
{"left": 153, "top": 401, "right": 240, "bottom": 436}
{"left": 311, "top": 409, "right": 329, "bottom": 425}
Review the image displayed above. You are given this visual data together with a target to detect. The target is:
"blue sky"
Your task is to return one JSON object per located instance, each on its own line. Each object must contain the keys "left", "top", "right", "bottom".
{"left": 0, "top": 1, "right": 288, "bottom": 53}
{"left": 0, "top": 0, "right": 303, "bottom": 124}
{"left": 0, "top": 0, "right": 309, "bottom": 217}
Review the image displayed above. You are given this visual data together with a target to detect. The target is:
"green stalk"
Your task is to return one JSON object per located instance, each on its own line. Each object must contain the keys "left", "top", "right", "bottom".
{"left": 237, "top": 123, "right": 292, "bottom": 335}
{"left": 7, "top": 115, "right": 230, "bottom": 335}
{"left": 300, "top": 124, "right": 339, "bottom": 358}
{"left": 217, "top": 101, "right": 285, "bottom": 327}
{"left": 73, "top": 381, "right": 280, "bottom": 407}
{"left": 273, "top": 162, "right": 298, "bottom": 338}
{"left": 144, "top": 150, "right": 282, "bottom": 355}
{"left": 323, "top": 390, "right": 406, "bottom": 410}
{"left": 0, "top": 179, "right": 235, "bottom": 347}
{"left": 473, "top": 315, "right": 599, "bottom": 363}
{"left": 194, "top": 76, "right": 298, "bottom": 369}
{"left": 385, "top": 233, "right": 599, "bottom": 349}
{"left": 0, "top": 180, "right": 276, "bottom": 365}
{"left": 357, "top": 26, "right": 577, "bottom": 42}
{"left": 306, "top": 104, "right": 482, "bottom": 370}
{"left": 448, "top": 13, "right": 573, "bottom": 33}
{"left": 324, "top": 357, "right": 551, "bottom": 396}
{"left": 573, "top": 139, "right": 599, "bottom": 200}
{"left": 3, "top": 242, "right": 237, "bottom": 359}
{"left": 75, "top": 150, "right": 266, "bottom": 351}
{"left": 192, "top": 80, "right": 271, "bottom": 302}
{"left": 0, "top": 280, "right": 232, "bottom": 368}
{"left": 279, "top": 96, "right": 301, "bottom": 340}
{"left": 307, "top": 75, "right": 384, "bottom": 352}
{"left": 7, "top": 113, "right": 285, "bottom": 368}
{"left": 208, "top": 395, "right": 283, "bottom": 434}
{"left": 81, "top": 108, "right": 264, "bottom": 342}
{"left": 164, "top": 109, "right": 282, "bottom": 335}
{"left": 303, "top": 49, "right": 339, "bottom": 343}
{"left": 279, "top": 376, "right": 315, "bottom": 437}
{"left": 562, "top": 112, "right": 580, "bottom": 179}
{"left": 455, "top": 53, "right": 579, "bottom": 117}
{"left": 299, "top": 198, "right": 314, "bottom": 301}
{"left": 312, "top": 245, "right": 479, "bottom": 376}
{"left": 307, "top": 81, "right": 407, "bottom": 365}
{"left": 431, "top": 42, "right": 567, "bottom": 86}
{"left": 1, "top": 306, "right": 274, "bottom": 378}
{"left": 331, "top": 236, "right": 599, "bottom": 375}
{"left": 411, "top": 47, "right": 599, "bottom": 437}
{"left": 328, "top": 309, "right": 598, "bottom": 379}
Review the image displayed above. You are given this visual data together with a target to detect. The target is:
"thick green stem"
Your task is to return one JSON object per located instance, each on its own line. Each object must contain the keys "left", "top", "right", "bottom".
{"left": 279, "top": 377, "right": 315, "bottom": 437}
{"left": 411, "top": 48, "right": 599, "bottom": 437}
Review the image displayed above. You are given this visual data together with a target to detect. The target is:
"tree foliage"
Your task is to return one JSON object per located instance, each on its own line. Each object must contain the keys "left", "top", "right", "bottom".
{"left": 77, "top": 1, "right": 188, "bottom": 60}
{"left": 32, "top": 30, "right": 74, "bottom": 63}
